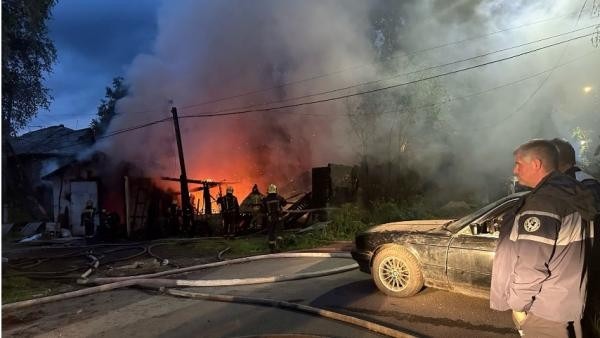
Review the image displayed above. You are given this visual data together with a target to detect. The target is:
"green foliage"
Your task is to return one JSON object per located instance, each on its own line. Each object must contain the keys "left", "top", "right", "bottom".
{"left": 280, "top": 198, "right": 437, "bottom": 251}
{"left": 90, "top": 77, "right": 128, "bottom": 135}
{"left": 280, "top": 232, "right": 331, "bottom": 251}
{"left": 2, "top": 275, "right": 65, "bottom": 304}
{"left": 223, "top": 237, "right": 270, "bottom": 256}
{"left": 366, "top": 198, "right": 433, "bottom": 225}
{"left": 326, "top": 204, "right": 369, "bottom": 239}
{"left": 2, "top": 0, "right": 57, "bottom": 136}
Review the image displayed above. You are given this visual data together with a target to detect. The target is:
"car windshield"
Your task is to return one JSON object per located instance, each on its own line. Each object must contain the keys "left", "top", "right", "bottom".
{"left": 445, "top": 192, "right": 528, "bottom": 232}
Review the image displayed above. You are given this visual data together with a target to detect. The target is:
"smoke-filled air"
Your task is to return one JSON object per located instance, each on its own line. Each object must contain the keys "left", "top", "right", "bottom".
{"left": 96, "top": 0, "right": 600, "bottom": 203}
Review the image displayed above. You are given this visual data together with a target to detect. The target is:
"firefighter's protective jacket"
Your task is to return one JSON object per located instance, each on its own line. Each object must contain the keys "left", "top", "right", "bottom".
{"left": 262, "top": 193, "right": 287, "bottom": 217}
{"left": 490, "top": 171, "right": 597, "bottom": 322}
{"left": 217, "top": 194, "right": 239, "bottom": 215}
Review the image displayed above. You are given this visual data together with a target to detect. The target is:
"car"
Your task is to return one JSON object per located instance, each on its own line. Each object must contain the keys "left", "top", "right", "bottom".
{"left": 351, "top": 192, "right": 527, "bottom": 298}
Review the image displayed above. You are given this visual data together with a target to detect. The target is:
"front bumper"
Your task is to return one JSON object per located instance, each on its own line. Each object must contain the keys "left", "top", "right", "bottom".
{"left": 351, "top": 250, "right": 373, "bottom": 274}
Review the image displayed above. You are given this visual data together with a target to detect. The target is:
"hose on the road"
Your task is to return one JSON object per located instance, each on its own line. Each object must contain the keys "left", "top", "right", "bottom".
{"left": 217, "top": 246, "right": 231, "bottom": 260}
{"left": 6, "top": 246, "right": 148, "bottom": 279}
{"left": 83, "top": 252, "right": 353, "bottom": 284}
{"left": 162, "top": 288, "right": 417, "bottom": 338}
{"left": 80, "top": 255, "right": 99, "bottom": 279}
{"left": 87, "top": 263, "right": 358, "bottom": 288}
{"left": 1, "top": 251, "right": 420, "bottom": 338}
{"left": 3, "top": 252, "right": 355, "bottom": 310}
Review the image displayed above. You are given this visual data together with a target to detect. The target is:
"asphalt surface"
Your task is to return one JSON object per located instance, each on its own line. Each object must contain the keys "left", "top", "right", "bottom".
{"left": 2, "top": 255, "right": 519, "bottom": 337}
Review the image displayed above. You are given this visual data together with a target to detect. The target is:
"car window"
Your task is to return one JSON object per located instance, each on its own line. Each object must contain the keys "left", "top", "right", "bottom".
{"left": 463, "top": 203, "right": 516, "bottom": 238}
{"left": 446, "top": 192, "right": 527, "bottom": 233}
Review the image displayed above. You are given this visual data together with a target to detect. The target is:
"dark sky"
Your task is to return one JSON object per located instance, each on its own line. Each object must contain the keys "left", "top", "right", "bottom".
{"left": 27, "top": 0, "right": 160, "bottom": 132}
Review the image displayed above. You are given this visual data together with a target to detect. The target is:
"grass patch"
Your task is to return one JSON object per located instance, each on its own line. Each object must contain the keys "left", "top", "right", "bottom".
{"left": 219, "top": 236, "right": 271, "bottom": 257}
{"left": 2, "top": 275, "right": 73, "bottom": 304}
{"left": 149, "top": 238, "right": 270, "bottom": 260}
{"left": 279, "top": 198, "right": 439, "bottom": 251}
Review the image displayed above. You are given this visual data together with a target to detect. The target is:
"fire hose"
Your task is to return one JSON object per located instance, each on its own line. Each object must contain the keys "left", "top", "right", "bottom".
{"left": 80, "top": 255, "right": 100, "bottom": 279}
{"left": 81, "top": 252, "right": 354, "bottom": 284}
{"left": 6, "top": 246, "right": 148, "bottom": 278}
{"left": 1, "top": 252, "right": 419, "bottom": 338}
{"left": 162, "top": 289, "right": 417, "bottom": 338}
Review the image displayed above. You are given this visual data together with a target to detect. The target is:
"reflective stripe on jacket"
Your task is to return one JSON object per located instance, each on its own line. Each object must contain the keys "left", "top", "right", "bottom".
{"left": 490, "top": 172, "right": 597, "bottom": 322}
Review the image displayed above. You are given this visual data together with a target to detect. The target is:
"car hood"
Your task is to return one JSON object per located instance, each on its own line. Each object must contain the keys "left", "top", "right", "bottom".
{"left": 364, "top": 219, "right": 454, "bottom": 234}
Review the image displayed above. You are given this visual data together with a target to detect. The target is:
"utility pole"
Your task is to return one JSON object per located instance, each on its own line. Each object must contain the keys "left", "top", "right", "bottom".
{"left": 171, "top": 107, "right": 192, "bottom": 231}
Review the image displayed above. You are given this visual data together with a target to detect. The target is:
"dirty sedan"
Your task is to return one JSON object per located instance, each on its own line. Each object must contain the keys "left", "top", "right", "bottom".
{"left": 351, "top": 192, "right": 527, "bottom": 298}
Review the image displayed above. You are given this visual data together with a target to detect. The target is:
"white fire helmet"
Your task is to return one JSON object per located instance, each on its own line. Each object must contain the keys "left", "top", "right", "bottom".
{"left": 226, "top": 186, "right": 234, "bottom": 194}
{"left": 268, "top": 184, "right": 277, "bottom": 194}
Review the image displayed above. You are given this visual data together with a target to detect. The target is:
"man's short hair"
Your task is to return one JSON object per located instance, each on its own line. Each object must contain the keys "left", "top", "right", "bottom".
{"left": 550, "top": 138, "right": 576, "bottom": 167}
{"left": 514, "top": 139, "right": 559, "bottom": 172}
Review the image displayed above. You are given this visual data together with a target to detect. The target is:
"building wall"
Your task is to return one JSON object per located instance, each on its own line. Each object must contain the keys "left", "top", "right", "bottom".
{"left": 47, "top": 165, "right": 100, "bottom": 235}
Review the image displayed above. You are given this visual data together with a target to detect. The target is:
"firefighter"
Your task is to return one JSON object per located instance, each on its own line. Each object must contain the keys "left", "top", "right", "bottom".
{"left": 249, "top": 184, "right": 264, "bottom": 229}
{"left": 81, "top": 200, "right": 96, "bottom": 242}
{"left": 96, "top": 208, "right": 111, "bottom": 241}
{"left": 168, "top": 199, "right": 180, "bottom": 235}
{"left": 217, "top": 186, "right": 240, "bottom": 237}
{"left": 262, "top": 184, "right": 287, "bottom": 253}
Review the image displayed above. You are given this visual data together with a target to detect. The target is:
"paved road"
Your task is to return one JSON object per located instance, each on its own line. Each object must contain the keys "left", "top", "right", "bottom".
{"left": 3, "top": 256, "right": 518, "bottom": 337}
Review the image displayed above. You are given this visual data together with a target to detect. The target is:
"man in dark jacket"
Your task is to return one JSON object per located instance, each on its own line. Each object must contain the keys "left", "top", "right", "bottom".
{"left": 217, "top": 186, "right": 239, "bottom": 238}
{"left": 551, "top": 138, "right": 600, "bottom": 208}
{"left": 262, "top": 184, "right": 287, "bottom": 253}
{"left": 551, "top": 138, "right": 600, "bottom": 334}
{"left": 490, "top": 139, "right": 597, "bottom": 338}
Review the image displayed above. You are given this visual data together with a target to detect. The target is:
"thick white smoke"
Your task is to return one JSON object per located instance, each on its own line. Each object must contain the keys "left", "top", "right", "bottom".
{"left": 97, "top": 0, "right": 599, "bottom": 201}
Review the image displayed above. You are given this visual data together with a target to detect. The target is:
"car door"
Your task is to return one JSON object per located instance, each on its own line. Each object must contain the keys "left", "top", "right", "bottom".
{"left": 446, "top": 199, "right": 518, "bottom": 297}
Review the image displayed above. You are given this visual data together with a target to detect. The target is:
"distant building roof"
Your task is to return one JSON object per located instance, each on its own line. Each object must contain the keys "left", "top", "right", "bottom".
{"left": 11, "top": 125, "right": 95, "bottom": 156}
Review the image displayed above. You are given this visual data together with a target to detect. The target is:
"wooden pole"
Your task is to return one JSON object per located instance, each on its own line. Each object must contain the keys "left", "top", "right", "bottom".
{"left": 171, "top": 107, "right": 192, "bottom": 231}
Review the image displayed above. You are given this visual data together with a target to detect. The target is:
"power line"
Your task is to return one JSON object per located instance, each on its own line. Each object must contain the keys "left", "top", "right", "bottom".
{"left": 96, "top": 117, "right": 173, "bottom": 139}
{"left": 37, "top": 29, "right": 598, "bottom": 149}
{"left": 120, "top": 11, "right": 579, "bottom": 117}
{"left": 41, "top": 47, "right": 596, "bottom": 153}
{"left": 462, "top": 50, "right": 598, "bottom": 130}
{"left": 92, "top": 31, "right": 594, "bottom": 140}
{"left": 365, "top": 51, "right": 598, "bottom": 121}
{"left": 176, "top": 24, "right": 598, "bottom": 118}
{"left": 176, "top": 11, "right": 578, "bottom": 111}
{"left": 473, "top": 0, "right": 593, "bottom": 130}
{"left": 178, "top": 32, "right": 595, "bottom": 120}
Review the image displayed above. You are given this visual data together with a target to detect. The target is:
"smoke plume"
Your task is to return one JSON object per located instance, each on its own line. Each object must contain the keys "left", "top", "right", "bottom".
{"left": 97, "top": 0, "right": 600, "bottom": 203}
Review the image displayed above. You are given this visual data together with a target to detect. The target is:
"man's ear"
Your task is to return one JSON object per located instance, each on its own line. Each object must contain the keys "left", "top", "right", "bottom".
{"left": 532, "top": 158, "right": 544, "bottom": 170}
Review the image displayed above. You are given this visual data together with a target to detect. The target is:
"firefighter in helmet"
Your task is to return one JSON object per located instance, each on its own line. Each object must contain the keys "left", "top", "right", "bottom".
{"left": 81, "top": 200, "right": 96, "bottom": 242}
{"left": 262, "top": 184, "right": 287, "bottom": 252}
{"left": 249, "top": 184, "right": 264, "bottom": 229}
{"left": 217, "top": 186, "right": 240, "bottom": 237}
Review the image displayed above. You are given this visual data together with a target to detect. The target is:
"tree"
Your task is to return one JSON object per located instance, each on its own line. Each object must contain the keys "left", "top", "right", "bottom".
{"left": 90, "top": 77, "right": 128, "bottom": 135}
{"left": 2, "top": 0, "right": 57, "bottom": 136}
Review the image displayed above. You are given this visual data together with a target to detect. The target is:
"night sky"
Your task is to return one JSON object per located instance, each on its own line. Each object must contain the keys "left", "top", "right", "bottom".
{"left": 26, "top": 0, "right": 160, "bottom": 132}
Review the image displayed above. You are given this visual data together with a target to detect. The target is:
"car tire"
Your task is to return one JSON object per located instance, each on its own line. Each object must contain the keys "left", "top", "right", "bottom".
{"left": 371, "top": 246, "right": 424, "bottom": 297}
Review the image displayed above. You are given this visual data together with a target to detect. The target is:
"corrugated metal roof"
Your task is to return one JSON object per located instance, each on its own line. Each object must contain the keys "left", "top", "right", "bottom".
{"left": 11, "top": 125, "right": 94, "bottom": 156}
